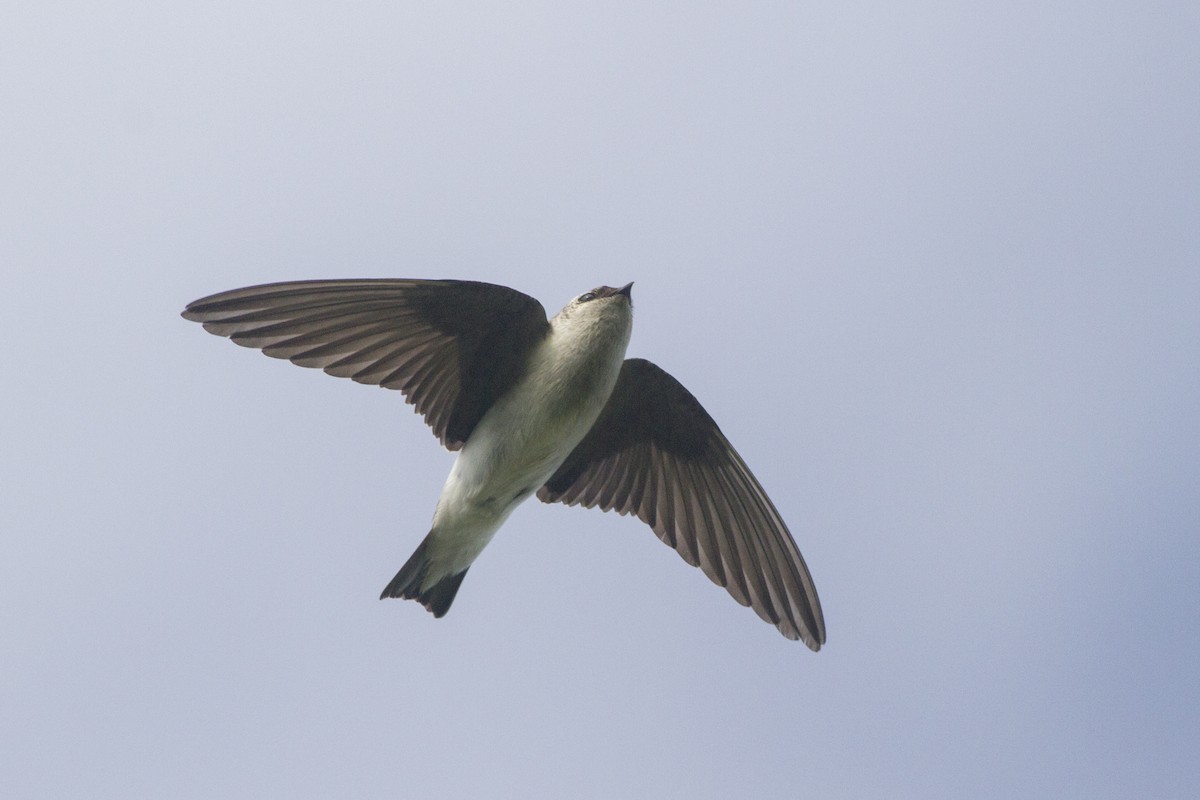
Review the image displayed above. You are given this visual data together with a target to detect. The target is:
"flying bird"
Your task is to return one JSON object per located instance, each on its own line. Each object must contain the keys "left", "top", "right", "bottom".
{"left": 182, "top": 279, "right": 825, "bottom": 648}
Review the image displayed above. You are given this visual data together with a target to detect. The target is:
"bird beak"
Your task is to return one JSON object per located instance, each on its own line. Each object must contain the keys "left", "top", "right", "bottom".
{"left": 618, "top": 282, "right": 634, "bottom": 299}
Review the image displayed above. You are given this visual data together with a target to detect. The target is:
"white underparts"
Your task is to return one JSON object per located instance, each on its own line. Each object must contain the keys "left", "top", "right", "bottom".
{"left": 419, "top": 296, "right": 633, "bottom": 585}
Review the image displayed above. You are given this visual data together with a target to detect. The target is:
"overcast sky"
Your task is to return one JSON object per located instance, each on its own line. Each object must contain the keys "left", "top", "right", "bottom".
{"left": 3, "top": 3, "right": 1198, "bottom": 798}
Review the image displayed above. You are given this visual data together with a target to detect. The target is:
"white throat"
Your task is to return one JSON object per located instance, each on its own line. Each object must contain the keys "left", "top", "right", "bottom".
{"left": 423, "top": 296, "right": 633, "bottom": 577}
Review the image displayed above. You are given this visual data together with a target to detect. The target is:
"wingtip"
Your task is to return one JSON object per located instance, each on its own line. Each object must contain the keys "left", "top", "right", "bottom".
{"left": 777, "top": 622, "right": 823, "bottom": 651}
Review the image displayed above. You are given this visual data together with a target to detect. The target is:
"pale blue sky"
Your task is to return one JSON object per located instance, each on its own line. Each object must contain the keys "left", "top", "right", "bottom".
{"left": 3, "top": 3, "right": 1198, "bottom": 798}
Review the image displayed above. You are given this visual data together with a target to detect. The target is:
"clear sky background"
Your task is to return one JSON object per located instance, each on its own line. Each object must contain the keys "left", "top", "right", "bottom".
{"left": 3, "top": 3, "right": 1197, "bottom": 798}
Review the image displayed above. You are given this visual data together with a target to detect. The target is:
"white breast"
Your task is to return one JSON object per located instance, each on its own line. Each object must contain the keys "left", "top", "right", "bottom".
{"left": 425, "top": 303, "right": 632, "bottom": 575}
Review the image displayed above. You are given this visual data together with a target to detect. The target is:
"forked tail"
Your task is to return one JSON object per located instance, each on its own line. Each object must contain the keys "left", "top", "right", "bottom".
{"left": 379, "top": 533, "right": 469, "bottom": 617}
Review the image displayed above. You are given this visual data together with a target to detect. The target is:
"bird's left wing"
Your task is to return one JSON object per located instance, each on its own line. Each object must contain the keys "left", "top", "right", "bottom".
{"left": 182, "top": 279, "right": 550, "bottom": 450}
{"left": 538, "top": 358, "right": 825, "bottom": 648}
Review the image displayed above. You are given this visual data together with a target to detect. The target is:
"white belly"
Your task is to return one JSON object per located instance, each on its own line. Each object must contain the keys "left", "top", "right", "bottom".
{"left": 425, "top": 335, "right": 626, "bottom": 576}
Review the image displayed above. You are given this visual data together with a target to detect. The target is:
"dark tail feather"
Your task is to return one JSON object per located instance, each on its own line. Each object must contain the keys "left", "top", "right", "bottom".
{"left": 379, "top": 533, "right": 469, "bottom": 618}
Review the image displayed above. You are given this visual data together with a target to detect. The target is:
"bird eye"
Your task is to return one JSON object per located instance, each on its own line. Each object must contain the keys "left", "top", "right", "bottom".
{"left": 578, "top": 291, "right": 597, "bottom": 302}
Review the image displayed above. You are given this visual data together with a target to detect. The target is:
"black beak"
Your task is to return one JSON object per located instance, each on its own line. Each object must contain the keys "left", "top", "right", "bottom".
{"left": 618, "top": 282, "right": 634, "bottom": 299}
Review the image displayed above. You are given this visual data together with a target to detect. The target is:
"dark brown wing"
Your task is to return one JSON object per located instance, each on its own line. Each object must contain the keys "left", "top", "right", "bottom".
{"left": 538, "top": 358, "right": 825, "bottom": 648}
{"left": 182, "top": 279, "right": 549, "bottom": 450}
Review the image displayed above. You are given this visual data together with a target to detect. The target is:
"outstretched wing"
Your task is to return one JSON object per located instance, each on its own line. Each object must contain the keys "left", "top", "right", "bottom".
{"left": 539, "top": 358, "right": 825, "bottom": 648}
{"left": 182, "top": 279, "right": 549, "bottom": 450}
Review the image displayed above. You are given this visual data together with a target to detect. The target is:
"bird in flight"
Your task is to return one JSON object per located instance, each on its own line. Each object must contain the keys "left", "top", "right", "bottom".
{"left": 182, "top": 279, "right": 825, "bottom": 648}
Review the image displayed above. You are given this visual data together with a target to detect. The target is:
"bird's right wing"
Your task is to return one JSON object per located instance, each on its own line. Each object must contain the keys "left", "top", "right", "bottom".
{"left": 182, "top": 279, "right": 550, "bottom": 450}
{"left": 539, "top": 358, "right": 825, "bottom": 648}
